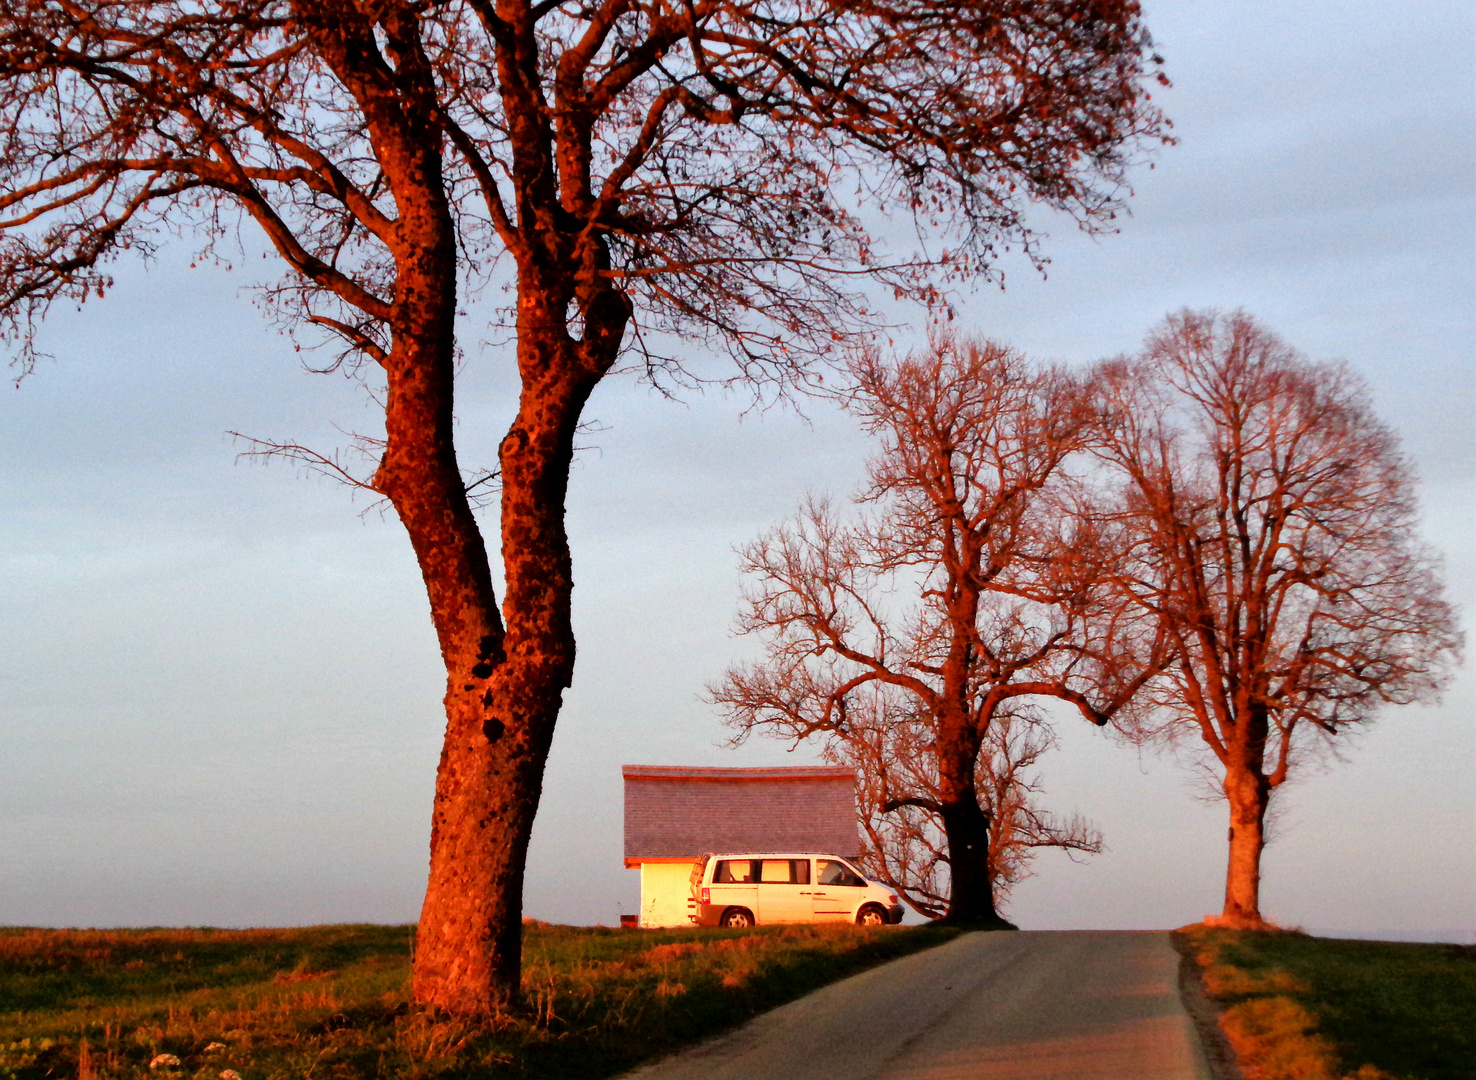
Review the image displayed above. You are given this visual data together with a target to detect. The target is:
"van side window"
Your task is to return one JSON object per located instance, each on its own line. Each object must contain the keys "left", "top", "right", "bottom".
{"left": 817, "top": 860, "right": 865, "bottom": 887}
{"left": 713, "top": 860, "right": 755, "bottom": 884}
{"left": 756, "top": 859, "right": 814, "bottom": 884}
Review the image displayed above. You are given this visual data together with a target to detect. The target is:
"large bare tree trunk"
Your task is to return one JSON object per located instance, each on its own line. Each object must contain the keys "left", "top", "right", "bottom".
{"left": 940, "top": 791, "right": 1007, "bottom": 926}
{"left": 935, "top": 722, "right": 1011, "bottom": 927}
{"left": 1218, "top": 768, "right": 1271, "bottom": 928}
{"left": 412, "top": 680, "right": 545, "bottom": 1014}
{"left": 407, "top": 323, "right": 597, "bottom": 1011}
{"left": 405, "top": 258, "right": 617, "bottom": 1010}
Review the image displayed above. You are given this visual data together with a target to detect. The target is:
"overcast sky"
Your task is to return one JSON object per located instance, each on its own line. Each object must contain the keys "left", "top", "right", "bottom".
{"left": 2, "top": 0, "right": 1472, "bottom": 941}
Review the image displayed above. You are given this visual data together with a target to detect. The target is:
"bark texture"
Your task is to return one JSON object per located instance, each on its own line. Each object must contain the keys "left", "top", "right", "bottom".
{"left": 1221, "top": 770, "right": 1270, "bottom": 928}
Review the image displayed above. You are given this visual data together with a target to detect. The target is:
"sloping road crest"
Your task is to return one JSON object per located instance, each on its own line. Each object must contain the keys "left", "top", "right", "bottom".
{"left": 623, "top": 930, "right": 1213, "bottom": 1080}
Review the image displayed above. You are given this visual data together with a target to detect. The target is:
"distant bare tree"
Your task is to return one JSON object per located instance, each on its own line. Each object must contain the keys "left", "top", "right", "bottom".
{"left": 1091, "top": 310, "right": 1463, "bottom": 928}
{"left": 714, "top": 338, "right": 1165, "bottom": 924}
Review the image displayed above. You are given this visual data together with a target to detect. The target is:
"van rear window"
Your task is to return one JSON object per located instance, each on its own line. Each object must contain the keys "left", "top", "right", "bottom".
{"left": 713, "top": 859, "right": 755, "bottom": 883}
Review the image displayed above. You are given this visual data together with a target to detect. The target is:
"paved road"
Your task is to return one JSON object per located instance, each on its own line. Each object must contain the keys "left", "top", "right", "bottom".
{"left": 623, "top": 931, "right": 1212, "bottom": 1080}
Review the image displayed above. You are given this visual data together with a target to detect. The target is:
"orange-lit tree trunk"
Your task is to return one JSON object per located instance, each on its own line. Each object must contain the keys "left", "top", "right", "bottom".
{"left": 368, "top": 0, "right": 637, "bottom": 1005}
{"left": 402, "top": 349, "right": 584, "bottom": 1011}
{"left": 360, "top": 122, "right": 628, "bottom": 1004}
{"left": 1221, "top": 764, "right": 1271, "bottom": 926}
{"left": 398, "top": 282, "right": 626, "bottom": 1009}
{"left": 393, "top": 317, "right": 626, "bottom": 1008}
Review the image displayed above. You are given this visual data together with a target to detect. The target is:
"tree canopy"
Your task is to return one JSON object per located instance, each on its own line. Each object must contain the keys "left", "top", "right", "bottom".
{"left": 0, "top": 0, "right": 1169, "bottom": 379}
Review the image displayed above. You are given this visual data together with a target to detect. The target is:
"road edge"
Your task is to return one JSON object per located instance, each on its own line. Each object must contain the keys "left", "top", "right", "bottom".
{"left": 1171, "top": 931, "right": 1245, "bottom": 1080}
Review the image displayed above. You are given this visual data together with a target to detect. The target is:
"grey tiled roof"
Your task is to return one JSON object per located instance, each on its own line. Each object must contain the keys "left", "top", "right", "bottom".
{"left": 623, "top": 765, "right": 860, "bottom": 862}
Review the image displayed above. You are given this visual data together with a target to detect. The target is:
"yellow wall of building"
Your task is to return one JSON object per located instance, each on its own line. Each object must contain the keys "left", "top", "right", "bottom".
{"left": 639, "top": 861, "right": 697, "bottom": 928}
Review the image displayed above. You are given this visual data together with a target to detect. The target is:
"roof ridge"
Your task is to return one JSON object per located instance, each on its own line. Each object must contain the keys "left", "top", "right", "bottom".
{"left": 621, "top": 764, "right": 856, "bottom": 779}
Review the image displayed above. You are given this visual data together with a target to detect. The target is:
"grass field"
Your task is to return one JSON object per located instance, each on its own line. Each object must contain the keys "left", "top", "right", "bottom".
{"left": 0, "top": 921, "right": 960, "bottom": 1080}
{"left": 1175, "top": 925, "right": 1476, "bottom": 1080}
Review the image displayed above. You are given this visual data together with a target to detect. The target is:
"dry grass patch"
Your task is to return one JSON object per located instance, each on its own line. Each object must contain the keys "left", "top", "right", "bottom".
{"left": 1, "top": 921, "right": 959, "bottom": 1080}
{"left": 1176, "top": 925, "right": 1475, "bottom": 1080}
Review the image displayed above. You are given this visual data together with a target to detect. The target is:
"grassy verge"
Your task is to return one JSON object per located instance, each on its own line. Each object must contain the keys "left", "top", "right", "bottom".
{"left": 1174, "top": 925, "right": 1476, "bottom": 1080}
{"left": 1, "top": 921, "right": 960, "bottom": 1080}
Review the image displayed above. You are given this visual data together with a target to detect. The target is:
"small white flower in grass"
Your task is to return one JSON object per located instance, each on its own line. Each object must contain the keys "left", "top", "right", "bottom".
{"left": 149, "top": 1053, "right": 181, "bottom": 1069}
{"left": 219, "top": 1070, "right": 243, "bottom": 1080}
{"left": 204, "top": 1043, "right": 228, "bottom": 1053}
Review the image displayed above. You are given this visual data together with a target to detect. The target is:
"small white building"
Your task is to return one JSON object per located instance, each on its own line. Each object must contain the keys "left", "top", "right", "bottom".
{"left": 622, "top": 764, "right": 860, "bottom": 927}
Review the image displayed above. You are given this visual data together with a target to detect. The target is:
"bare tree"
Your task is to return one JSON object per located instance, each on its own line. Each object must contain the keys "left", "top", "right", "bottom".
{"left": 0, "top": 0, "right": 1167, "bottom": 1008}
{"left": 714, "top": 338, "right": 1163, "bottom": 924}
{"left": 1091, "top": 310, "right": 1463, "bottom": 929}
{"left": 835, "top": 686, "right": 1103, "bottom": 918}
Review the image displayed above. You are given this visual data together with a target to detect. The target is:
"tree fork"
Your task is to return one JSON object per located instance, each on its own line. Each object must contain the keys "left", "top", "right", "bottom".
{"left": 410, "top": 307, "right": 614, "bottom": 1011}
{"left": 407, "top": 401, "right": 583, "bottom": 1012}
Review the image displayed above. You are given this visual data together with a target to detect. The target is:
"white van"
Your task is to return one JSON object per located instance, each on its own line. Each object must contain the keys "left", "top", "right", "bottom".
{"left": 689, "top": 853, "right": 905, "bottom": 928}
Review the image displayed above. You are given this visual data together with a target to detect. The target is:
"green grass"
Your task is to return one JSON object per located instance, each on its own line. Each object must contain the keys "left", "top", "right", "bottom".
{"left": 1176, "top": 926, "right": 1476, "bottom": 1080}
{"left": 0, "top": 921, "right": 961, "bottom": 1080}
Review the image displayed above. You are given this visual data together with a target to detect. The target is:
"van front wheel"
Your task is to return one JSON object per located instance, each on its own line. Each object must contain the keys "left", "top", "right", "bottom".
{"left": 721, "top": 907, "right": 755, "bottom": 929}
{"left": 856, "top": 904, "right": 888, "bottom": 927}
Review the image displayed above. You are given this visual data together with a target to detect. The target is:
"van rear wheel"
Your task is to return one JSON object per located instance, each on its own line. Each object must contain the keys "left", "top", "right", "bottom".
{"left": 856, "top": 904, "right": 888, "bottom": 927}
{"left": 721, "top": 907, "right": 755, "bottom": 929}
